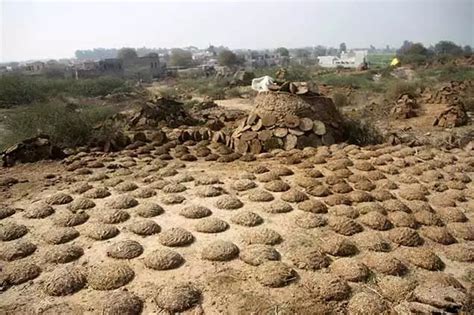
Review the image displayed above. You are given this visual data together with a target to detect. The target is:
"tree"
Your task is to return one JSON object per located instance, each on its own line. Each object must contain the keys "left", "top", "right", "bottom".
{"left": 397, "top": 40, "right": 414, "bottom": 55}
{"left": 249, "top": 50, "right": 259, "bottom": 59}
{"left": 406, "top": 43, "right": 429, "bottom": 55}
{"left": 326, "top": 47, "right": 338, "bottom": 56}
{"left": 434, "top": 41, "right": 463, "bottom": 56}
{"left": 397, "top": 41, "right": 430, "bottom": 65}
{"left": 218, "top": 49, "right": 239, "bottom": 67}
{"left": 206, "top": 45, "right": 217, "bottom": 56}
{"left": 118, "top": 47, "right": 138, "bottom": 60}
{"left": 313, "top": 45, "right": 327, "bottom": 56}
{"left": 136, "top": 47, "right": 160, "bottom": 57}
{"left": 275, "top": 47, "right": 289, "bottom": 57}
{"left": 294, "top": 48, "right": 310, "bottom": 58}
{"left": 464, "top": 45, "right": 472, "bottom": 55}
{"left": 75, "top": 48, "right": 118, "bottom": 60}
{"left": 170, "top": 48, "right": 193, "bottom": 68}
{"left": 339, "top": 42, "right": 347, "bottom": 53}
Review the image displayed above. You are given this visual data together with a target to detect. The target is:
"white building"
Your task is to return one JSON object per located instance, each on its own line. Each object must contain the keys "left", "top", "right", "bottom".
{"left": 318, "top": 50, "right": 368, "bottom": 68}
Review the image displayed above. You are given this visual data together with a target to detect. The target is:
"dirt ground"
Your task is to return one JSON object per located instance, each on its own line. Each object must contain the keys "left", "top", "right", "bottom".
{"left": 0, "top": 139, "right": 473, "bottom": 314}
{"left": 214, "top": 99, "right": 253, "bottom": 112}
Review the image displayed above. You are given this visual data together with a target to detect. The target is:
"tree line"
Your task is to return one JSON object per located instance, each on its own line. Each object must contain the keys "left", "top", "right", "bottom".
{"left": 75, "top": 47, "right": 168, "bottom": 60}
{"left": 75, "top": 40, "right": 472, "bottom": 68}
{"left": 396, "top": 40, "right": 472, "bottom": 65}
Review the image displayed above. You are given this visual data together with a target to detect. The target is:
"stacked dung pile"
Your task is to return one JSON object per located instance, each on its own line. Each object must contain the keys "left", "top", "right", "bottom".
{"left": 456, "top": 55, "right": 474, "bottom": 66}
{"left": 90, "top": 97, "right": 195, "bottom": 152}
{"left": 268, "top": 81, "right": 316, "bottom": 95}
{"left": 112, "top": 97, "right": 194, "bottom": 130}
{"left": 1, "top": 135, "right": 65, "bottom": 167}
{"left": 130, "top": 98, "right": 194, "bottom": 128}
{"left": 433, "top": 100, "right": 469, "bottom": 128}
{"left": 166, "top": 127, "right": 213, "bottom": 143}
{"left": 422, "top": 80, "right": 473, "bottom": 104}
{"left": 189, "top": 100, "right": 247, "bottom": 131}
{"left": 420, "top": 80, "right": 471, "bottom": 128}
{"left": 227, "top": 90, "right": 344, "bottom": 153}
{"left": 391, "top": 94, "right": 417, "bottom": 119}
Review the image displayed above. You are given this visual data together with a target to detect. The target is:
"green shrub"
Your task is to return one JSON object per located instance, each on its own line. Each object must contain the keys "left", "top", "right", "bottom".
{"left": 0, "top": 75, "right": 46, "bottom": 106}
{"left": 342, "top": 118, "right": 383, "bottom": 146}
{"left": 197, "top": 84, "right": 226, "bottom": 99}
{"left": 333, "top": 93, "right": 348, "bottom": 107}
{"left": 253, "top": 66, "right": 279, "bottom": 78}
{"left": 0, "top": 102, "right": 118, "bottom": 150}
{"left": 385, "top": 80, "right": 422, "bottom": 101}
{"left": 283, "top": 65, "right": 314, "bottom": 81}
{"left": 173, "top": 77, "right": 228, "bottom": 99}
{"left": 398, "top": 54, "right": 428, "bottom": 66}
{"left": 318, "top": 72, "right": 375, "bottom": 90}
{"left": 0, "top": 75, "right": 131, "bottom": 107}
{"left": 225, "top": 87, "right": 242, "bottom": 98}
{"left": 65, "top": 77, "right": 131, "bottom": 97}
{"left": 173, "top": 77, "right": 229, "bottom": 99}
{"left": 253, "top": 65, "right": 314, "bottom": 81}
{"left": 420, "top": 65, "right": 474, "bottom": 82}
{"left": 367, "top": 54, "right": 395, "bottom": 68}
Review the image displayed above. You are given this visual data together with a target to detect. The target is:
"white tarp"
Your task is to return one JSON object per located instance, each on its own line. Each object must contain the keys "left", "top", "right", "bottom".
{"left": 251, "top": 75, "right": 274, "bottom": 92}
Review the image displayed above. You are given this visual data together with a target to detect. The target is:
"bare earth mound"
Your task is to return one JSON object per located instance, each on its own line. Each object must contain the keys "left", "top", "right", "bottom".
{"left": 256, "top": 261, "right": 296, "bottom": 287}
{"left": 239, "top": 244, "right": 280, "bottom": 266}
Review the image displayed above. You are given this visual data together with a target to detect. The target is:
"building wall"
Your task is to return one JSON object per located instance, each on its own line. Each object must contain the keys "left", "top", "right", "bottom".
{"left": 318, "top": 50, "right": 367, "bottom": 68}
{"left": 25, "top": 62, "right": 45, "bottom": 72}
{"left": 122, "top": 56, "right": 164, "bottom": 81}
{"left": 99, "top": 59, "right": 124, "bottom": 76}
{"left": 318, "top": 56, "right": 337, "bottom": 67}
{"left": 75, "top": 55, "right": 166, "bottom": 80}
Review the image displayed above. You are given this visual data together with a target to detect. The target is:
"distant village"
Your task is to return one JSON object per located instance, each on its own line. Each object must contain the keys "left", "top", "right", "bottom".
{"left": 0, "top": 45, "right": 396, "bottom": 81}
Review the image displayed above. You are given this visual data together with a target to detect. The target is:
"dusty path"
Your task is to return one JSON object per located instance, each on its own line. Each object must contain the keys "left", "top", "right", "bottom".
{"left": 214, "top": 98, "right": 253, "bottom": 112}
{"left": 146, "top": 81, "right": 253, "bottom": 113}
{"left": 0, "top": 142, "right": 473, "bottom": 314}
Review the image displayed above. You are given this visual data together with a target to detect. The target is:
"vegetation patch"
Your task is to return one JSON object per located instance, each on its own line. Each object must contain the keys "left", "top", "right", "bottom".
{"left": 0, "top": 75, "right": 131, "bottom": 107}
{"left": 0, "top": 101, "right": 119, "bottom": 151}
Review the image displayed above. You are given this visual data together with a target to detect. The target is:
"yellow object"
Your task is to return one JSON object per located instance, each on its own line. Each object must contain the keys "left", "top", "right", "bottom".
{"left": 390, "top": 57, "right": 400, "bottom": 67}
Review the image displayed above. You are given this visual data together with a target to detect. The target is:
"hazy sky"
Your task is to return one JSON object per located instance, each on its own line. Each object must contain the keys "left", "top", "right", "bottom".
{"left": 1, "top": 0, "right": 473, "bottom": 62}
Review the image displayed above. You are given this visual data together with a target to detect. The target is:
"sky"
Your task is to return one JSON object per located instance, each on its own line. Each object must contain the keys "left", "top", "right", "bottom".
{"left": 1, "top": 0, "right": 473, "bottom": 62}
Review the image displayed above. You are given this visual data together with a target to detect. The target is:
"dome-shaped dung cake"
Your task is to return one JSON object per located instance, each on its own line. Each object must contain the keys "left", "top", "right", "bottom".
{"left": 87, "top": 262, "right": 135, "bottom": 290}
{"left": 154, "top": 283, "right": 201, "bottom": 312}
{"left": 144, "top": 248, "right": 184, "bottom": 270}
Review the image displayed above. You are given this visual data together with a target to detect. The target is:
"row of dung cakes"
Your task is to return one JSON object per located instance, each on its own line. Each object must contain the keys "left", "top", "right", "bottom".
{"left": 219, "top": 91, "right": 345, "bottom": 154}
